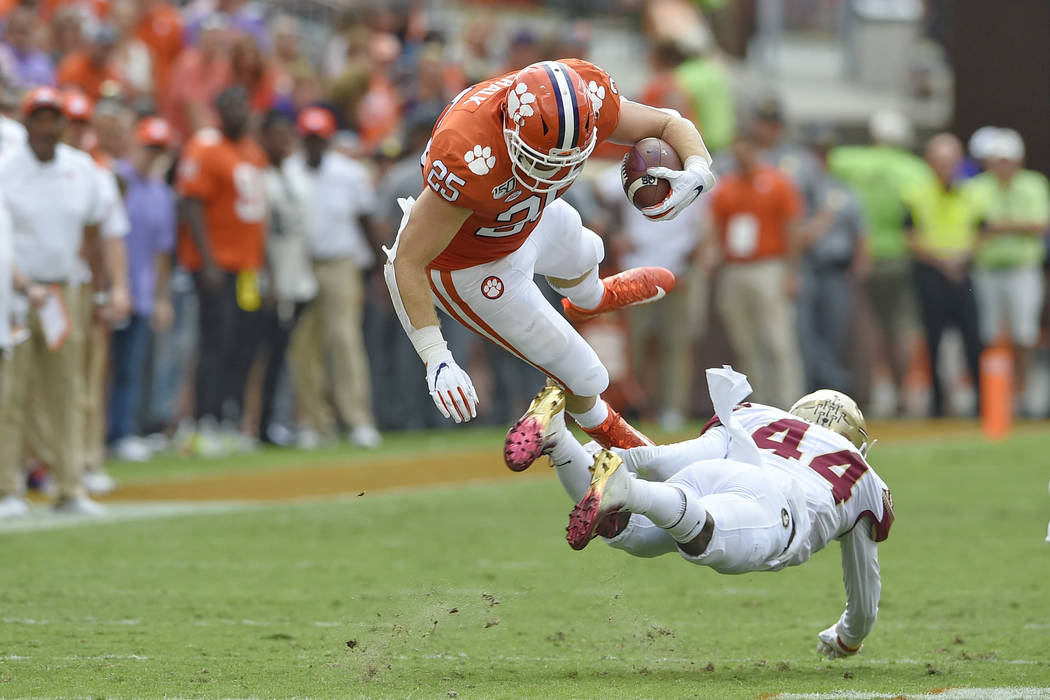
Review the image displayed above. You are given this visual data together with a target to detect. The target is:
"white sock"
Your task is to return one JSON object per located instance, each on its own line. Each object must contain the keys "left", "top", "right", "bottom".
{"left": 547, "top": 428, "right": 594, "bottom": 502}
{"left": 626, "top": 480, "right": 708, "bottom": 544}
{"left": 568, "top": 399, "right": 609, "bottom": 430}
{"left": 550, "top": 267, "right": 604, "bottom": 310}
{"left": 604, "top": 516, "right": 680, "bottom": 556}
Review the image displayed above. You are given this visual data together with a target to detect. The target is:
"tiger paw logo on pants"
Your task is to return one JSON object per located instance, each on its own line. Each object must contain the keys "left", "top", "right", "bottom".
{"left": 481, "top": 276, "right": 504, "bottom": 299}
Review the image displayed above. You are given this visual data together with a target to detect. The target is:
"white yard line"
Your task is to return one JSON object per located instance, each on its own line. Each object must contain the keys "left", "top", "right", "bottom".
{"left": 776, "top": 690, "right": 1050, "bottom": 700}
{"left": 0, "top": 501, "right": 264, "bottom": 534}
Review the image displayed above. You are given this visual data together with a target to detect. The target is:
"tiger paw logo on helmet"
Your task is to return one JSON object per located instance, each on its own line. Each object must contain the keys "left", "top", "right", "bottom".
{"left": 586, "top": 81, "right": 606, "bottom": 114}
{"left": 465, "top": 145, "right": 496, "bottom": 175}
{"left": 507, "top": 83, "right": 536, "bottom": 126}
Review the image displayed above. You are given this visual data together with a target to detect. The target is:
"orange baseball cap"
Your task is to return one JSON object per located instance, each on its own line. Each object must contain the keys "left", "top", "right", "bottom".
{"left": 296, "top": 107, "right": 336, "bottom": 138}
{"left": 135, "top": 116, "right": 174, "bottom": 148}
{"left": 63, "top": 91, "right": 94, "bottom": 122}
{"left": 21, "top": 86, "right": 65, "bottom": 116}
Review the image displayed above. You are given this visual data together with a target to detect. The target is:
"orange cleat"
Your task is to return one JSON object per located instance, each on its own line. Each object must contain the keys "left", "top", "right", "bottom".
{"left": 579, "top": 406, "right": 653, "bottom": 449}
{"left": 561, "top": 267, "right": 675, "bottom": 324}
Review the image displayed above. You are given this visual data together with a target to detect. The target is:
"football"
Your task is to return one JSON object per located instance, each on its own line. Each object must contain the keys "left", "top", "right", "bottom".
{"left": 621, "top": 137, "right": 682, "bottom": 210}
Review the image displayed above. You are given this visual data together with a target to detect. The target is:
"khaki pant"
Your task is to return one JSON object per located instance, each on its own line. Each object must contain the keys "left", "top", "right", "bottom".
{"left": 23, "top": 286, "right": 107, "bottom": 472}
{"left": 77, "top": 286, "right": 108, "bottom": 471}
{"left": 717, "top": 259, "right": 804, "bottom": 409}
{"left": 289, "top": 258, "right": 375, "bottom": 435}
{"left": 0, "top": 284, "right": 85, "bottom": 499}
{"left": 626, "top": 266, "right": 708, "bottom": 417}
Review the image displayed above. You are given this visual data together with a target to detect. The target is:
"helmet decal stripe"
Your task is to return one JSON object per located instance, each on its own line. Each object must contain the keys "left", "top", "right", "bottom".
{"left": 560, "top": 62, "right": 581, "bottom": 149}
{"left": 541, "top": 61, "right": 573, "bottom": 152}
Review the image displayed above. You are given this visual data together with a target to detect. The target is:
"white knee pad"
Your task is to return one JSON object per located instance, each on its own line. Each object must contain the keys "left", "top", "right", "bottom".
{"left": 564, "top": 360, "right": 608, "bottom": 398}
{"left": 532, "top": 200, "right": 606, "bottom": 281}
{"left": 577, "top": 228, "right": 604, "bottom": 272}
{"left": 542, "top": 227, "right": 604, "bottom": 285}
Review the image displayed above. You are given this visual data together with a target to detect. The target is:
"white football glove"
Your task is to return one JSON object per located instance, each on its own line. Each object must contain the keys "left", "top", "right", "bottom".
{"left": 426, "top": 349, "right": 479, "bottom": 423}
{"left": 816, "top": 624, "right": 862, "bottom": 660}
{"left": 642, "top": 155, "right": 716, "bottom": 222}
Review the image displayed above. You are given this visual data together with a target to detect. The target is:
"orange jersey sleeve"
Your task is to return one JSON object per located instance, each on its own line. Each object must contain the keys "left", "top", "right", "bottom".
{"left": 422, "top": 113, "right": 505, "bottom": 214}
{"left": 176, "top": 135, "right": 218, "bottom": 200}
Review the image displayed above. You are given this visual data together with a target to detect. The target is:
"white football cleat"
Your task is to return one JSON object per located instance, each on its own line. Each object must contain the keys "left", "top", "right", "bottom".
{"left": 111, "top": 436, "right": 152, "bottom": 463}
{"left": 0, "top": 495, "right": 29, "bottom": 520}
{"left": 53, "top": 495, "right": 106, "bottom": 517}
{"left": 350, "top": 425, "right": 382, "bottom": 449}
{"left": 83, "top": 470, "right": 118, "bottom": 495}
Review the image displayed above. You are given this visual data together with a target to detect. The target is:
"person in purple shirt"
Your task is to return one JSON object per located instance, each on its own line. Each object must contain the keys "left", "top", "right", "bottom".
{"left": 108, "top": 116, "right": 177, "bottom": 459}
{"left": 0, "top": 8, "right": 55, "bottom": 88}
{"left": 183, "top": 2, "right": 269, "bottom": 52}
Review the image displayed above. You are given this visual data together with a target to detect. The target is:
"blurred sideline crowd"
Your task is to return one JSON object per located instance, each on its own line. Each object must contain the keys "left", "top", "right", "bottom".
{"left": 0, "top": 0, "right": 1047, "bottom": 516}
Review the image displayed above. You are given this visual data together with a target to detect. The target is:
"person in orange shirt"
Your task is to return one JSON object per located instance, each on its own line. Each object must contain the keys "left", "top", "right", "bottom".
{"left": 40, "top": 0, "right": 109, "bottom": 22}
{"left": 55, "top": 23, "right": 127, "bottom": 100}
{"left": 135, "top": 0, "right": 184, "bottom": 96}
{"left": 176, "top": 85, "right": 267, "bottom": 454}
{"left": 230, "top": 34, "right": 276, "bottom": 115}
{"left": 163, "top": 14, "right": 231, "bottom": 143}
{"left": 356, "top": 32, "right": 401, "bottom": 152}
{"left": 639, "top": 40, "right": 693, "bottom": 122}
{"left": 708, "top": 124, "right": 805, "bottom": 409}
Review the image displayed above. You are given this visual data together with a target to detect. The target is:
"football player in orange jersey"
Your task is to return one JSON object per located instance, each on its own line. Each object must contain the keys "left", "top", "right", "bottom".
{"left": 385, "top": 60, "right": 716, "bottom": 482}
{"left": 177, "top": 85, "right": 268, "bottom": 453}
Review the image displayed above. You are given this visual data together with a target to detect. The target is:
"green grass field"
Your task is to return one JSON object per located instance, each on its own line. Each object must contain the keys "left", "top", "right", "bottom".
{"left": 2, "top": 426, "right": 1050, "bottom": 699}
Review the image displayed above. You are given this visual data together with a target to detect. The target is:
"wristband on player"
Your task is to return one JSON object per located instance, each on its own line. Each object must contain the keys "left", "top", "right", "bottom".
{"left": 684, "top": 154, "right": 712, "bottom": 172}
{"left": 409, "top": 324, "right": 449, "bottom": 367}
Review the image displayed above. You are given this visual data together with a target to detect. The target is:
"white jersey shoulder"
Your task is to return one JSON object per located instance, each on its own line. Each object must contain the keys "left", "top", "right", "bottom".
{"left": 728, "top": 403, "right": 893, "bottom": 556}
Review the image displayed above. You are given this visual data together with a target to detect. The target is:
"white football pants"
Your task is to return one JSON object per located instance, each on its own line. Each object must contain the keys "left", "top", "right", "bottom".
{"left": 556, "top": 437, "right": 795, "bottom": 573}
{"left": 427, "top": 199, "right": 610, "bottom": 398}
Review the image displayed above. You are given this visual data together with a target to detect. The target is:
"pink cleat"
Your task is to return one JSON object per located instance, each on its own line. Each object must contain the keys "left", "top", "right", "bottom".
{"left": 503, "top": 385, "right": 566, "bottom": 472}
{"left": 566, "top": 449, "right": 633, "bottom": 550}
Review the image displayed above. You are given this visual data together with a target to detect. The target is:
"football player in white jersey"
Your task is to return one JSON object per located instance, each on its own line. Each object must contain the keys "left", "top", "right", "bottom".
{"left": 534, "top": 366, "right": 893, "bottom": 658}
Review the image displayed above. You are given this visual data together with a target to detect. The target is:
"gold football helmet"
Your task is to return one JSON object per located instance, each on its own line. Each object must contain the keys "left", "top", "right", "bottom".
{"left": 788, "top": 390, "right": 871, "bottom": 455}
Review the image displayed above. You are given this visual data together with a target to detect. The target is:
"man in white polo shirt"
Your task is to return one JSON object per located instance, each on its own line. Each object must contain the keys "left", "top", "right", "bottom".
{"left": 287, "top": 107, "right": 381, "bottom": 448}
{"left": 0, "top": 87, "right": 109, "bottom": 517}
{"left": 65, "top": 92, "right": 132, "bottom": 493}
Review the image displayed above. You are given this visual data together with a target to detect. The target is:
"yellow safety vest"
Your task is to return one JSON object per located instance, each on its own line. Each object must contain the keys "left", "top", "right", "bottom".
{"left": 902, "top": 179, "right": 982, "bottom": 259}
